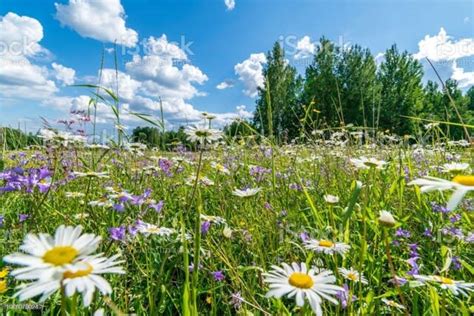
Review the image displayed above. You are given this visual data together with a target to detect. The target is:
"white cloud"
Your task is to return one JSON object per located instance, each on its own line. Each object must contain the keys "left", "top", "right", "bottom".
{"left": 216, "top": 80, "right": 234, "bottom": 90}
{"left": 100, "top": 68, "right": 141, "bottom": 101}
{"left": 236, "top": 105, "right": 252, "bottom": 119}
{"left": 234, "top": 53, "right": 267, "bottom": 98}
{"left": 126, "top": 35, "right": 207, "bottom": 101}
{"left": 294, "top": 36, "right": 315, "bottom": 60}
{"left": 0, "top": 12, "right": 48, "bottom": 57}
{"left": 52, "top": 62, "right": 75, "bottom": 85}
{"left": 224, "top": 0, "right": 235, "bottom": 11}
{"left": 414, "top": 27, "right": 474, "bottom": 62}
{"left": 55, "top": 0, "right": 138, "bottom": 47}
{"left": 0, "top": 12, "right": 57, "bottom": 100}
{"left": 451, "top": 61, "right": 474, "bottom": 88}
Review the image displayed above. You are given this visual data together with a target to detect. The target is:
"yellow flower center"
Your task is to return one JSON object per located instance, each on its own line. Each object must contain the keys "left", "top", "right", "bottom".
{"left": 63, "top": 263, "right": 93, "bottom": 279}
{"left": 145, "top": 227, "right": 161, "bottom": 234}
{"left": 452, "top": 175, "right": 474, "bottom": 186}
{"left": 319, "top": 240, "right": 334, "bottom": 248}
{"left": 437, "top": 276, "right": 454, "bottom": 285}
{"left": 0, "top": 268, "right": 8, "bottom": 278}
{"left": 289, "top": 272, "right": 314, "bottom": 289}
{"left": 347, "top": 272, "right": 358, "bottom": 281}
{"left": 0, "top": 280, "right": 7, "bottom": 294}
{"left": 43, "top": 246, "right": 78, "bottom": 265}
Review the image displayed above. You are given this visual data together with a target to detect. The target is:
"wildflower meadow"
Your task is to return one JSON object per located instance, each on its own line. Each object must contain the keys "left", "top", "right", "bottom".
{"left": 0, "top": 122, "right": 473, "bottom": 315}
{"left": 1, "top": 0, "right": 473, "bottom": 315}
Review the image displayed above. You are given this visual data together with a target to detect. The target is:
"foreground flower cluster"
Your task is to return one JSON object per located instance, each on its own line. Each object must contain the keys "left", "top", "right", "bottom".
{"left": 3, "top": 225, "right": 124, "bottom": 308}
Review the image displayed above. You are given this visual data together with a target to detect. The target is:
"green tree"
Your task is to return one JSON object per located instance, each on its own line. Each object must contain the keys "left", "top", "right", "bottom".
{"left": 254, "top": 42, "right": 303, "bottom": 142}
{"left": 337, "top": 45, "right": 380, "bottom": 129}
{"left": 301, "top": 38, "right": 340, "bottom": 130}
{"left": 376, "top": 45, "right": 424, "bottom": 135}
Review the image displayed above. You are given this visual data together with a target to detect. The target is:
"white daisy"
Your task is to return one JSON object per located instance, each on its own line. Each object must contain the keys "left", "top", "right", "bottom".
{"left": 232, "top": 187, "right": 262, "bottom": 198}
{"left": 61, "top": 254, "right": 124, "bottom": 306}
{"left": 338, "top": 268, "right": 367, "bottom": 284}
{"left": 185, "top": 126, "right": 222, "bottom": 144}
{"left": 323, "top": 195, "right": 339, "bottom": 204}
{"left": 14, "top": 254, "right": 124, "bottom": 306}
{"left": 350, "top": 157, "right": 387, "bottom": 170}
{"left": 200, "top": 214, "right": 226, "bottom": 225}
{"left": 440, "top": 163, "right": 471, "bottom": 174}
{"left": 85, "top": 144, "right": 110, "bottom": 150}
{"left": 185, "top": 175, "right": 215, "bottom": 186}
{"left": 88, "top": 198, "right": 114, "bottom": 208}
{"left": 264, "top": 262, "right": 342, "bottom": 316}
{"left": 65, "top": 192, "right": 86, "bottom": 198}
{"left": 413, "top": 275, "right": 474, "bottom": 296}
{"left": 137, "top": 222, "right": 175, "bottom": 237}
{"left": 72, "top": 171, "right": 109, "bottom": 179}
{"left": 304, "top": 239, "right": 350, "bottom": 255}
{"left": 210, "top": 162, "right": 230, "bottom": 175}
{"left": 408, "top": 175, "right": 474, "bottom": 210}
{"left": 381, "top": 298, "right": 406, "bottom": 310}
{"left": 378, "top": 210, "right": 396, "bottom": 227}
{"left": 3, "top": 225, "right": 101, "bottom": 282}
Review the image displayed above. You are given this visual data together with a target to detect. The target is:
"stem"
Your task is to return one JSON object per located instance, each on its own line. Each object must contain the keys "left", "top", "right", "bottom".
{"left": 190, "top": 147, "right": 204, "bottom": 314}
{"left": 383, "top": 229, "right": 409, "bottom": 316}
{"left": 60, "top": 282, "right": 67, "bottom": 316}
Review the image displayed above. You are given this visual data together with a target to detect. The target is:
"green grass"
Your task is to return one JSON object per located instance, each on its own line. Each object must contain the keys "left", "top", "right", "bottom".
{"left": 0, "top": 134, "right": 473, "bottom": 315}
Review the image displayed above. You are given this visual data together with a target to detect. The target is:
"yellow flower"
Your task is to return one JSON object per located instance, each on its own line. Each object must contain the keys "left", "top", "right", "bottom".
{"left": 0, "top": 280, "right": 7, "bottom": 294}
{"left": 0, "top": 268, "right": 8, "bottom": 278}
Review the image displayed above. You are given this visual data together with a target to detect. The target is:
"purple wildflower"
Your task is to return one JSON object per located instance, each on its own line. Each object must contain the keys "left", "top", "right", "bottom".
{"left": 407, "top": 256, "right": 419, "bottom": 275}
{"left": 465, "top": 233, "right": 474, "bottom": 243}
{"left": 423, "top": 228, "right": 433, "bottom": 237}
{"left": 201, "top": 221, "right": 211, "bottom": 235}
{"left": 230, "top": 292, "right": 243, "bottom": 310}
{"left": 149, "top": 200, "right": 164, "bottom": 213}
{"left": 452, "top": 256, "right": 462, "bottom": 270}
{"left": 431, "top": 202, "right": 450, "bottom": 214}
{"left": 395, "top": 228, "right": 411, "bottom": 238}
{"left": 109, "top": 226, "right": 126, "bottom": 241}
{"left": 211, "top": 270, "right": 225, "bottom": 282}
{"left": 449, "top": 214, "right": 461, "bottom": 223}
{"left": 159, "top": 159, "right": 173, "bottom": 176}
{"left": 113, "top": 203, "right": 125, "bottom": 212}
{"left": 299, "top": 231, "right": 310, "bottom": 242}
{"left": 335, "top": 284, "right": 356, "bottom": 309}
{"left": 19, "top": 214, "right": 29, "bottom": 223}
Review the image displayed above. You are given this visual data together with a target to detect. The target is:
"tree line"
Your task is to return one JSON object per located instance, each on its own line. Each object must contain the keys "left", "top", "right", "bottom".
{"left": 249, "top": 39, "right": 474, "bottom": 142}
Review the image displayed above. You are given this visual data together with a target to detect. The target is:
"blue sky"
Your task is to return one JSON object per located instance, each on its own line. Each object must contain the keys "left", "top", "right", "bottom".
{"left": 0, "top": 0, "right": 473, "bottom": 133}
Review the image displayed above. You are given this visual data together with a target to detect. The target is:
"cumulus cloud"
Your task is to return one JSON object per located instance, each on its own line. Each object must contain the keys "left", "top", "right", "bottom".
{"left": 55, "top": 0, "right": 138, "bottom": 47}
{"left": 126, "top": 35, "right": 207, "bottom": 102}
{"left": 100, "top": 69, "right": 141, "bottom": 101}
{"left": 413, "top": 27, "right": 474, "bottom": 62}
{"left": 234, "top": 53, "right": 266, "bottom": 98}
{"left": 216, "top": 79, "right": 234, "bottom": 90}
{"left": 451, "top": 61, "right": 474, "bottom": 88}
{"left": 294, "top": 36, "right": 316, "bottom": 60}
{"left": 224, "top": 0, "right": 235, "bottom": 11}
{"left": 0, "top": 12, "right": 57, "bottom": 99}
{"left": 236, "top": 105, "right": 253, "bottom": 119}
{"left": 51, "top": 62, "right": 75, "bottom": 85}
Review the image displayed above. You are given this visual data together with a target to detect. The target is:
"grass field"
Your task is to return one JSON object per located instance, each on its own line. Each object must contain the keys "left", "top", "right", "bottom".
{"left": 0, "top": 129, "right": 473, "bottom": 315}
